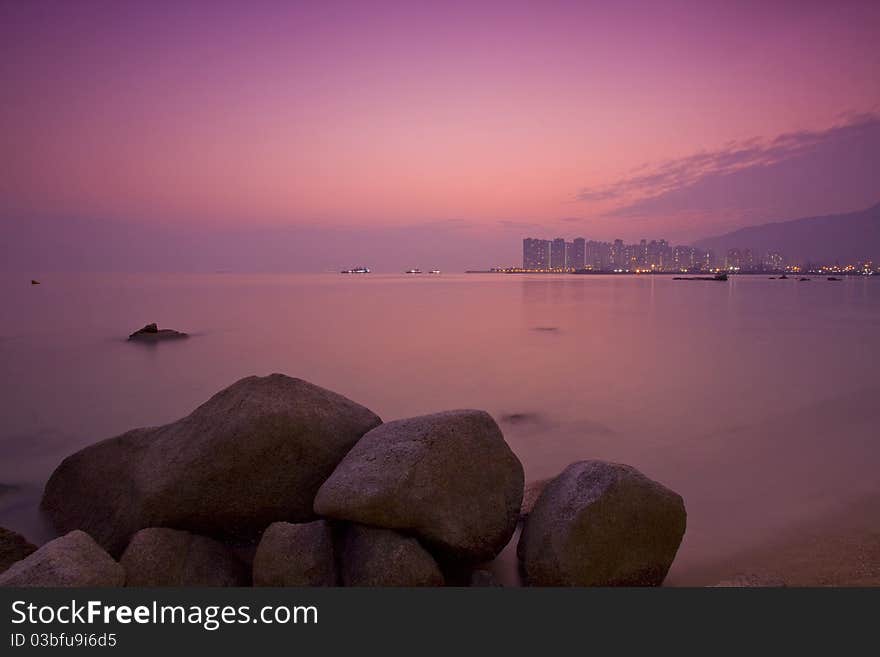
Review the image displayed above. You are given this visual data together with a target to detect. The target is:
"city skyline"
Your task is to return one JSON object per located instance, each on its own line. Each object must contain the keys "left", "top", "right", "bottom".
{"left": 520, "top": 236, "right": 876, "bottom": 273}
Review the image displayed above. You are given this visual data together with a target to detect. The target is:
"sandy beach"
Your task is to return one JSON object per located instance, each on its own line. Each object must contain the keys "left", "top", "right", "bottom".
{"left": 669, "top": 491, "right": 880, "bottom": 587}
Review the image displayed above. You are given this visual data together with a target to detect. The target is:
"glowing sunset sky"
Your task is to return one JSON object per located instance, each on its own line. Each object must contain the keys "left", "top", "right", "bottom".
{"left": 2, "top": 0, "right": 879, "bottom": 270}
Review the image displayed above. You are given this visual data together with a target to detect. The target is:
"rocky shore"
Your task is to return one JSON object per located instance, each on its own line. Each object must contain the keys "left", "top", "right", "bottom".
{"left": 0, "top": 374, "right": 687, "bottom": 587}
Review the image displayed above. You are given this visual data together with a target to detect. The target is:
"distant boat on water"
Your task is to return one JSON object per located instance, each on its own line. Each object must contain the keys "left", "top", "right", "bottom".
{"left": 341, "top": 266, "right": 371, "bottom": 274}
{"left": 405, "top": 268, "right": 423, "bottom": 274}
{"left": 673, "top": 273, "right": 728, "bottom": 281}
{"left": 429, "top": 270, "right": 441, "bottom": 274}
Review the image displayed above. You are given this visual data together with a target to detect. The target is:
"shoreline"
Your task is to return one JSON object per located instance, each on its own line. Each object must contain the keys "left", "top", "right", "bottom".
{"left": 668, "top": 491, "right": 880, "bottom": 587}
{"left": 5, "top": 477, "right": 878, "bottom": 587}
{"left": 464, "top": 270, "right": 878, "bottom": 277}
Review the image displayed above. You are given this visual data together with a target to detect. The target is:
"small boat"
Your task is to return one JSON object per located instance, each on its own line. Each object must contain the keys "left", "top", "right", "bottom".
{"left": 341, "top": 266, "right": 371, "bottom": 274}
{"left": 799, "top": 277, "right": 810, "bottom": 281}
{"left": 827, "top": 277, "right": 841, "bottom": 281}
{"left": 779, "top": 274, "right": 789, "bottom": 279}
{"left": 405, "top": 268, "right": 422, "bottom": 274}
{"left": 31, "top": 279, "right": 40, "bottom": 285}
{"left": 673, "top": 273, "right": 728, "bottom": 281}
{"left": 429, "top": 270, "right": 441, "bottom": 274}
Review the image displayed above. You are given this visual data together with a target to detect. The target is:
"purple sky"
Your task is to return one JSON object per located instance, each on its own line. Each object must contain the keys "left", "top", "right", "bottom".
{"left": 2, "top": 0, "right": 879, "bottom": 271}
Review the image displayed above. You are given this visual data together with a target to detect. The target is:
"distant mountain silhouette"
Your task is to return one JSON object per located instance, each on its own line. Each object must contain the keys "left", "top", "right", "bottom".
{"left": 695, "top": 203, "right": 880, "bottom": 264}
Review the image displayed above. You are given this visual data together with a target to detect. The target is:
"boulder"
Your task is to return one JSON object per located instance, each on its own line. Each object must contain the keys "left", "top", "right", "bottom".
{"left": 340, "top": 524, "right": 443, "bottom": 587}
{"left": 0, "top": 530, "right": 124, "bottom": 587}
{"left": 42, "top": 374, "right": 382, "bottom": 555}
{"left": 128, "top": 323, "right": 188, "bottom": 341}
{"left": 518, "top": 461, "right": 686, "bottom": 586}
{"left": 314, "top": 410, "right": 524, "bottom": 563}
{"left": 120, "top": 528, "right": 247, "bottom": 586}
{"left": 253, "top": 520, "right": 337, "bottom": 587}
{"left": 0, "top": 527, "right": 37, "bottom": 573}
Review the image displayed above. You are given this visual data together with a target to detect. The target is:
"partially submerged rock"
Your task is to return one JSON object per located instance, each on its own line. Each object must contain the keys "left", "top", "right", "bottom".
{"left": 518, "top": 461, "right": 686, "bottom": 586}
{"left": 0, "top": 483, "right": 19, "bottom": 499}
{"left": 340, "top": 524, "right": 444, "bottom": 587}
{"left": 120, "top": 528, "right": 247, "bottom": 586}
{"left": 0, "top": 527, "right": 37, "bottom": 573}
{"left": 42, "top": 374, "right": 382, "bottom": 555}
{"left": 253, "top": 520, "right": 337, "bottom": 587}
{"left": 128, "top": 323, "right": 188, "bottom": 341}
{"left": 0, "top": 530, "right": 124, "bottom": 587}
{"left": 315, "top": 410, "right": 524, "bottom": 563}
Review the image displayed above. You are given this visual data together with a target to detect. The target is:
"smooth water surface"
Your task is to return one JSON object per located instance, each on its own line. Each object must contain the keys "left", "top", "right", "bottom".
{"left": 2, "top": 273, "right": 879, "bottom": 580}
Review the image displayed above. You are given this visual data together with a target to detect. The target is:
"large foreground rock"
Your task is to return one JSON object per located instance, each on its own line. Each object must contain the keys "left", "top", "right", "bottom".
{"left": 341, "top": 524, "right": 444, "bottom": 586}
{"left": 253, "top": 521, "right": 337, "bottom": 586}
{"left": 315, "top": 410, "right": 524, "bottom": 563}
{"left": 121, "top": 528, "right": 247, "bottom": 586}
{"left": 42, "top": 374, "right": 382, "bottom": 555}
{"left": 518, "top": 461, "right": 686, "bottom": 586}
{"left": 0, "top": 531, "right": 124, "bottom": 587}
{"left": 0, "top": 527, "right": 37, "bottom": 573}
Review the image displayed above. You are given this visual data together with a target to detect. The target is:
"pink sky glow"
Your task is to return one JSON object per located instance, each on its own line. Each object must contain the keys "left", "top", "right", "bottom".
{"left": 2, "top": 0, "right": 880, "bottom": 270}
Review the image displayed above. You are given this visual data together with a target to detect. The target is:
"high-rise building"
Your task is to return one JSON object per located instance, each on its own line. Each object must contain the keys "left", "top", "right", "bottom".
{"left": 551, "top": 238, "right": 567, "bottom": 269}
{"left": 571, "top": 237, "right": 586, "bottom": 270}
{"left": 522, "top": 238, "right": 550, "bottom": 269}
{"left": 585, "top": 240, "right": 603, "bottom": 270}
{"left": 726, "top": 248, "right": 742, "bottom": 270}
{"left": 673, "top": 245, "right": 695, "bottom": 271}
{"left": 612, "top": 239, "right": 624, "bottom": 268}
{"left": 764, "top": 251, "right": 784, "bottom": 271}
{"left": 697, "top": 249, "right": 715, "bottom": 271}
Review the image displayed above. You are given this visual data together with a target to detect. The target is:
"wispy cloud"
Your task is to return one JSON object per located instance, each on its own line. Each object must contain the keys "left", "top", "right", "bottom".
{"left": 577, "top": 112, "right": 880, "bottom": 206}
{"left": 574, "top": 112, "right": 880, "bottom": 233}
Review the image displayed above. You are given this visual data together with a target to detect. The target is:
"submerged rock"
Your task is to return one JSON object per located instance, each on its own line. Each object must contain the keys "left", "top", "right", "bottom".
{"left": 518, "top": 461, "right": 686, "bottom": 586}
{"left": 0, "top": 530, "right": 124, "bottom": 587}
{"left": 315, "top": 410, "right": 524, "bottom": 563}
{"left": 253, "top": 520, "right": 337, "bottom": 587}
{"left": 42, "top": 374, "right": 382, "bottom": 555}
{"left": 340, "top": 524, "right": 444, "bottom": 587}
{"left": 120, "top": 528, "right": 247, "bottom": 587}
{"left": 128, "top": 323, "right": 188, "bottom": 341}
{"left": 0, "top": 527, "right": 37, "bottom": 573}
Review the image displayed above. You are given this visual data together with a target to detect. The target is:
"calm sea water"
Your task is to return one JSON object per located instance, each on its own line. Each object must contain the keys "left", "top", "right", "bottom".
{"left": 2, "top": 272, "right": 879, "bottom": 581}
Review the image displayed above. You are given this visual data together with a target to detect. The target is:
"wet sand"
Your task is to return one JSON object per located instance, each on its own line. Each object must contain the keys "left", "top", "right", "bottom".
{"left": 668, "top": 492, "right": 880, "bottom": 587}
